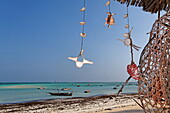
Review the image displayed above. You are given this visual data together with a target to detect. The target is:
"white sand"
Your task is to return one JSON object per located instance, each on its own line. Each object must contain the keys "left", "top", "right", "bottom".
{"left": 0, "top": 94, "right": 144, "bottom": 113}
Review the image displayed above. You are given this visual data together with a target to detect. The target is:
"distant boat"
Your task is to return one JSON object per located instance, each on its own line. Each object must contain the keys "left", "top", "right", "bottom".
{"left": 49, "top": 92, "right": 72, "bottom": 96}
{"left": 37, "top": 87, "right": 45, "bottom": 89}
{"left": 61, "top": 88, "right": 71, "bottom": 91}
{"left": 84, "top": 90, "right": 90, "bottom": 93}
{"left": 113, "top": 87, "right": 117, "bottom": 89}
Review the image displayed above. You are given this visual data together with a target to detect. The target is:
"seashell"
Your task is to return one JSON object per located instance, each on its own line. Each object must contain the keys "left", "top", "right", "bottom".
{"left": 80, "top": 33, "right": 86, "bottom": 38}
{"left": 80, "top": 22, "right": 86, "bottom": 25}
{"left": 80, "top": 7, "right": 86, "bottom": 12}
{"left": 125, "top": 24, "right": 129, "bottom": 28}
{"left": 105, "top": 1, "right": 110, "bottom": 6}
{"left": 123, "top": 14, "right": 128, "bottom": 19}
{"left": 124, "top": 38, "right": 131, "bottom": 46}
{"left": 76, "top": 61, "right": 84, "bottom": 68}
{"left": 123, "top": 33, "right": 129, "bottom": 37}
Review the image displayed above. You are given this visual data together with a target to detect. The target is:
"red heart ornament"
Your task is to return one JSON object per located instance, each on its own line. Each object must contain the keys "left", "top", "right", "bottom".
{"left": 127, "top": 63, "right": 139, "bottom": 80}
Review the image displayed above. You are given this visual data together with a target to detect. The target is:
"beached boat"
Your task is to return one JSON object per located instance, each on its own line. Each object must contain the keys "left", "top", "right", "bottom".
{"left": 49, "top": 92, "right": 72, "bottom": 96}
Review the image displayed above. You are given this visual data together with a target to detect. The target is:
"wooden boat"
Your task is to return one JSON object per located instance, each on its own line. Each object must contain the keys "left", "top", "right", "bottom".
{"left": 37, "top": 87, "right": 45, "bottom": 89}
{"left": 61, "top": 88, "right": 71, "bottom": 91}
{"left": 84, "top": 90, "right": 90, "bottom": 93}
{"left": 49, "top": 92, "right": 72, "bottom": 96}
{"left": 113, "top": 87, "right": 117, "bottom": 89}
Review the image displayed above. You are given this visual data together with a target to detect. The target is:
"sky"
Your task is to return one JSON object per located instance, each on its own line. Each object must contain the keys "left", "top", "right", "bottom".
{"left": 0, "top": 0, "right": 161, "bottom": 82}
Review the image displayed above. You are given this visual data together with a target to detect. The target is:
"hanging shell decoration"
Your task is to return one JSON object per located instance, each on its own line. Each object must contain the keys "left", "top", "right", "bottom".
{"left": 117, "top": 28, "right": 141, "bottom": 51}
{"left": 123, "top": 14, "right": 128, "bottom": 19}
{"left": 127, "top": 63, "right": 139, "bottom": 80}
{"left": 125, "top": 24, "right": 129, "bottom": 28}
{"left": 117, "top": 38, "right": 131, "bottom": 46}
{"left": 105, "top": 12, "right": 115, "bottom": 28}
{"left": 80, "top": 22, "right": 86, "bottom": 25}
{"left": 123, "top": 33, "right": 129, "bottom": 37}
{"left": 80, "top": 33, "right": 86, "bottom": 38}
{"left": 68, "top": 50, "right": 93, "bottom": 68}
{"left": 105, "top": 0, "right": 110, "bottom": 6}
{"left": 138, "top": 11, "right": 170, "bottom": 113}
{"left": 80, "top": 7, "right": 86, "bottom": 12}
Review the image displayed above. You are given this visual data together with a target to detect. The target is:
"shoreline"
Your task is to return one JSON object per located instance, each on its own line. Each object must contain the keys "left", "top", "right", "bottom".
{"left": 0, "top": 93, "right": 144, "bottom": 113}
{"left": 0, "top": 93, "right": 138, "bottom": 105}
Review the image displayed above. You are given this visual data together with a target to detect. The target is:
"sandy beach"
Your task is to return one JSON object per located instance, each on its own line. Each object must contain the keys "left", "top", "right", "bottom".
{"left": 0, "top": 93, "right": 144, "bottom": 113}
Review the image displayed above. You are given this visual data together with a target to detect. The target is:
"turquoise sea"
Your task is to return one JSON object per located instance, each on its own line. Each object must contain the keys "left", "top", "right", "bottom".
{"left": 0, "top": 82, "right": 138, "bottom": 104}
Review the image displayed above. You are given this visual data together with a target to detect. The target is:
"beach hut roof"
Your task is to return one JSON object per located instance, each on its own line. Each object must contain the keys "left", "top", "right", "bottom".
{"left": 114, "top": 0, "right": 170, "bottom": 13}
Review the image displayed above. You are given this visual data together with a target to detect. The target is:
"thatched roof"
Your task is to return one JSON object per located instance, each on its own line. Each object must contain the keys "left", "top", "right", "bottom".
{"left": 114, "top": 0, "right": 170, "bottom": 13}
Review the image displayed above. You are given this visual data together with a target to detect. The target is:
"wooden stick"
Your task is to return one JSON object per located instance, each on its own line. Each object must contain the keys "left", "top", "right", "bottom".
{"left": 133, "top": 99, "right": 145, "bottom": 110}
{"left": 117, "top": 76, "right": 132, "bottom": 96}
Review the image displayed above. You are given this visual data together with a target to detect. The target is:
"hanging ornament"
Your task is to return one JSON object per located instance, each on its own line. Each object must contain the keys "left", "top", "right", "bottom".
{"left": 117, "top": 38, "right": 141, "bottom": 51}
{"left": 125, "top": 24, "right": 129, "bottom": 28}
{"left": 123, "top": 33, "right": 129, "bottom": 37}
{"left": 127, "top": 63, "right": 139, "bottom": 80}
{"left": 117, "top": 28, "right": 141, "bottom": 51}
{"left": 68, "top": 50, "right": 93, "bottom": 68}
{"left": 80, "top": 33, "right": 86, "bottom": 38}
{"left": 105, "top": 0, "right": 115, "bottom": 28}
{"left": 123, "top": 14, "right": 128, "bottom": 19}
{"left": 105, "top": 0, "right": 110, "bottom": 6}
{"left": 68, "top": 0, "right": 93, "bottom": 68}
{"left": 117, "top": 5, "right": 140, "bottom": 96}
{"left": 80, "top": 22, "right": 86, "bottom": 25}
{"left": 105, "top": 12, "right": 115, "bottom": 28}
{"left": 80, "top": 7, "right": 86, "bottom": 12}
{"left": 117, "top": 38, "right": 131, "bottom": 46}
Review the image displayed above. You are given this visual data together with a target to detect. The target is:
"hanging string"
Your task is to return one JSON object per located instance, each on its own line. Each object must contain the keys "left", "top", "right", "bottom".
{"left": 108, "top": 0, "right": 111, "bottom": 12}
{"left": 117, "top": 5, "right": 134, "bottom": 96}
{"left": 126, "top": 5, "right": 134, "bottom": 63}
{"left": 80, "top": 0, "right": 86, "bottom": 54}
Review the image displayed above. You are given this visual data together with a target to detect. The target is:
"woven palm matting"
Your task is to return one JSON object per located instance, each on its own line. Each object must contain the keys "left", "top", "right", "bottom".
{"left": 138, "top": 11, "right": 170, "bottom": 113}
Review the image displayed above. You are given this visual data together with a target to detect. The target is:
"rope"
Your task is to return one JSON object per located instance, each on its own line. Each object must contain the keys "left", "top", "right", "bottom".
{"left": 80, "top": 0, "right": 86, "bottom": 53}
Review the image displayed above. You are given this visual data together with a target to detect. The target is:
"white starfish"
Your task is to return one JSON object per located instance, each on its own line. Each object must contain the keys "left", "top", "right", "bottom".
{"left": 68, "top": 50, "right": 93, "bottom": 68}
